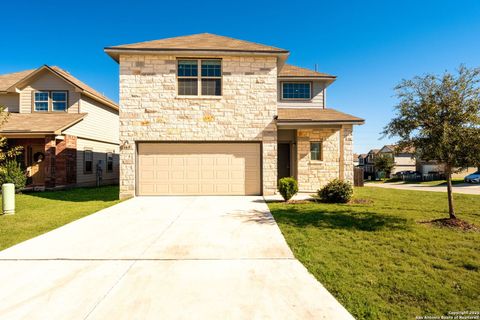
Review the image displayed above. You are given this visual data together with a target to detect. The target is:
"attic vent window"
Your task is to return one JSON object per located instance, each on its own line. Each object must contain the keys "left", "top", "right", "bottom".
{"left": 177, "top": 59, "right": 222, "bottom": 96}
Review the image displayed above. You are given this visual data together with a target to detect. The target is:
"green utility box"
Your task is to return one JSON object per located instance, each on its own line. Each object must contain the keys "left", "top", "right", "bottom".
{"left": 2, "top": 183, "right": 15, "bottom": 215}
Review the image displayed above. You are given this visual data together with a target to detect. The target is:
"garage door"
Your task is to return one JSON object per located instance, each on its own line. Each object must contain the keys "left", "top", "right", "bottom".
{"left": 137, "top": 143, "right": 261, "bottom": 195}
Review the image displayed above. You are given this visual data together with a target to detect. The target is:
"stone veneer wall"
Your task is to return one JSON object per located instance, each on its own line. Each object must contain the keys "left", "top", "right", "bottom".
{"left": 296, "top": 125, "right": 353, "bottom": 192}
{"left": 118, "top": 55, "right": 278, "bottom": 198}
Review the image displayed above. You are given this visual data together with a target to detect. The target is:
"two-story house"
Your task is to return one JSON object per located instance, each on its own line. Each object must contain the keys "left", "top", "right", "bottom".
{"left": 104, "top": 33, "right": 364, "bottom": 198}
{"left": 0, "top": 65, "right": 119, "bottom": 189}
{"left": 378, "top": 145, "right": 416, "bottom": 176}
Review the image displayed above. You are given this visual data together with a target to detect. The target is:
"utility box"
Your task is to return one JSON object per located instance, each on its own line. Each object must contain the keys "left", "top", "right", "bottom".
{"left": 2, "top": 183, "right": 15, "bottom": 215}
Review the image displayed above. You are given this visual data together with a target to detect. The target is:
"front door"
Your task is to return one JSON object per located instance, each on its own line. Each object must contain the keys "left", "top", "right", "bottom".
{"left": 277, "top": 143, "right": 291, "bottom": 180}
{"left": 30, "top": 145, "right": 45, "bottom": 185}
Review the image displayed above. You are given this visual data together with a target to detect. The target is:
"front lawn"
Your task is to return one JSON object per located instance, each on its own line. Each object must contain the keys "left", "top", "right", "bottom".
{"left": 0, "top": 186, "right": 120, "bottom": 251}
{"left": 268, "top": 188, "right": 480, "bottom": 319}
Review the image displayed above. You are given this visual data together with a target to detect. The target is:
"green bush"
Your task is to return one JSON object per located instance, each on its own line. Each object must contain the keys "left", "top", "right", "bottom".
{"left": 0, "top": 161, "right": 27, "bottom": 191}
{"left": 278, "top": 177, "right": 298, "bottom": 201}
{"left": 318, "top": 179, "right": 353, "bottom": 203}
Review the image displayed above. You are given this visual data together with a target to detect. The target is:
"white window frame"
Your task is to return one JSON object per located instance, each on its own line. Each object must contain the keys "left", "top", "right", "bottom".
{"left": 177, "top": 59, "right": 222, "bottom": 97}
{"left": 33, "top": 90, "right": 68, "bottom": 112}
{"left": 51, "top": 91, "right": 68, "bottom": 112}
{"left": 34, "top": 91, "right": 49, "bottom": 112}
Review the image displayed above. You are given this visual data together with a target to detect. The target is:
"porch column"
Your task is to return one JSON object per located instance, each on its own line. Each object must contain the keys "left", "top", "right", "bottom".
{"left": 44, "top": 135, "right": 56, "bottom": 188}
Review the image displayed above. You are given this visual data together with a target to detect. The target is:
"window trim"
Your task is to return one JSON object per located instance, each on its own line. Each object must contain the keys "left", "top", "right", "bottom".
{"left": 281, "top": 81, "right": 312, "bottom": 101}
{"left": 310, "top": 141, "right": 323, "bottom": 161}
{"left": 32, "top": 90, "right": 69, "bottom": 112}
{"left": 33, "top": 91, "right": 49, "bottom": 112}
{"left": 106, "top": 151, "right": 114, "bottom": 173}
{"left": 83, "top": 149, "right": 93, "bottom": 174}
{"left": 177, "top": 58, "right": 223, "bottom": 97}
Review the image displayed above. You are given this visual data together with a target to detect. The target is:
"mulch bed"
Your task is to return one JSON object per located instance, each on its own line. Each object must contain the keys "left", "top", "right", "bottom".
{"left": 419, "top": 218, "right": 479, "bottom": 232}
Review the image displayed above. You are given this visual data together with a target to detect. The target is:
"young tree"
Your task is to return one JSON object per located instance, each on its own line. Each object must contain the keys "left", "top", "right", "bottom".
{"left": 374, "top": 154, "right": 395, "bottom": 178}
{"left": 0, "top": 106, "right": 22, "bottom": 165}
{"left": 383, "top": 65, "right": 480, "bottom": 219}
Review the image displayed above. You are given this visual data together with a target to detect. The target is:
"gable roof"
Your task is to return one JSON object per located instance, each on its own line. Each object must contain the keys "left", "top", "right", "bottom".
{"left": 0, "top": 69, "right": 36, "bottom": 92}
{"left": 279, "top": 64, "right": 335, "bottom": 79}
{"left": 0, "top": 65, "right": 118, "bottom": 111}
{"left": 0, "top": 113, "right": 86, "bottom": 135}
{"left": 105, "top": 33, "right": 289, "bottom": 61}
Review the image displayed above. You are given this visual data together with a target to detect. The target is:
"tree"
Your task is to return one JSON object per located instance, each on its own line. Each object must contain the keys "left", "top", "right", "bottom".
{"left": 374, "top": 154, "right": 395, "bottom": 178}
{"left": 383, "top": 65, "right": 480, "bottom": 219}
{"left": 0, "top": 105, "right": 22, "bottom": 165}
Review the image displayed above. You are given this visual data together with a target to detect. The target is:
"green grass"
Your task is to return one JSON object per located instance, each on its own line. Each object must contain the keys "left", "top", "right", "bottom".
{"left": 0, "top": 186, "right": 120, "bottom": 251}
{"left": 268, "top": 188, "right": 480, "bottom": 320}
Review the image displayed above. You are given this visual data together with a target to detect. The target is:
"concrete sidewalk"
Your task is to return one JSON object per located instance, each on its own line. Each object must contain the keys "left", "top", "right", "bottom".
{"left": 0, "top": 196, "right": 353, "bottom": 319}
{"left": 365, "top": 181, "right": 480, "bottom": 195}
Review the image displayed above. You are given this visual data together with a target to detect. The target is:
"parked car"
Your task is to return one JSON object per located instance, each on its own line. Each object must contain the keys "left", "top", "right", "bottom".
{"left": 464, "top": 171, "right": 480, "bottom": 183}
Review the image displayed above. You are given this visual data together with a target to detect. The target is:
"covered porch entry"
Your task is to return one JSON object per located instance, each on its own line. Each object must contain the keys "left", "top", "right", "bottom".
{"left": 276, "top": 107, "right": 364, "bottom": 192}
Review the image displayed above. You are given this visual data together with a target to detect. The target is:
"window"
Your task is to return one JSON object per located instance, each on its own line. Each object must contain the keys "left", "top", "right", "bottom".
{"left": 33, "top": 91, "right": 68, "bottom": 112}
{"left": 282, "top": 82, "right": 311, "bottom": 100}
{"left": 310, "top": 142, "right": 322, "bottom": 161}
{"left": 52, "top": 91, "right": 67, "bottom": 111}
{"left": 34, "top": 91, "right": 49, "bottom": 111}
{"left": 106, "top": 152, "right": 114, "bottom": 172}
{"left": 177, "top": 59, "right": 222, "bottom": 96}
{"left": 84, "top": 150, "right": 93, "bottom": 174}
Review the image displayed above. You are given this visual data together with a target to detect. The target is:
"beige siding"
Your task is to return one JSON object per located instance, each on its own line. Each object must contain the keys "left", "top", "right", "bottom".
{"left": 18, "top": 70, "right": 80, "bottom": 113}
{"left": 76, "top": 138, "right": 119, "bottom": 187}
{"left": 392, "top": 154, "right": 417, "bottom": 174}
{"left": 277, "top": 80, "right": 326, "bottom": 107}
{"left": 0, "top": 93, "right": 20, "bottom": 112}
{"left": 64, "top": 95, "right": 119, "bottom": 144}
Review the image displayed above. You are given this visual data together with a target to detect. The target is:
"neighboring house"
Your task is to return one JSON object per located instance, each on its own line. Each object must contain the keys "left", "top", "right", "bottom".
{"left": 357, "top": 154, "right": 367, "bottom": 168}
{"left": 104, "top": 33, "right": 364, "bottom": 198}
{"left": 0, "top": 65, "right": 119, "bottom": 189}
{"left": 378, "top": 144, "right": 416, "bottom": 175}
{"left": 364, "top": 149, "right": 379, "bottom": 178}
{"left": 417, "top": 161, "right": 478, "bottom": 179}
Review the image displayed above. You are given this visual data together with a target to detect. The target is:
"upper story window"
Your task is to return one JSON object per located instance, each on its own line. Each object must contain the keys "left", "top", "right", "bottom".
{"left": 52, "top": 92, "right": 67, "bottom": 111}
{"left": 177, "top": 59, "right": 222, "bottom": 96}
{"left": 282, "top": 82, "right": 311, "bottom": 100}
{"left": 33, "top": 91, "right": 68, "bottom": 112}
{"left": 34, "top": 92, "right": 49, "bottom": 111}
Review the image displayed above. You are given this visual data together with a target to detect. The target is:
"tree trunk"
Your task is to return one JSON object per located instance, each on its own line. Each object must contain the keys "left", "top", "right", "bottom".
{"left": 445, "top": 166, "right": 457, "bottom": 219}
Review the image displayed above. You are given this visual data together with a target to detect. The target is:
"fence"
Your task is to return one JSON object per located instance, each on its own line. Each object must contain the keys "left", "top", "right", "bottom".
{"left": 354, "top": 167, "right": 364, "bottom": 187}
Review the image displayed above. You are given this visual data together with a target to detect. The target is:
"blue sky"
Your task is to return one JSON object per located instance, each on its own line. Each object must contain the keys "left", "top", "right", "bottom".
{"left": 1, "top": 0, "right": 479, "bottom": 153}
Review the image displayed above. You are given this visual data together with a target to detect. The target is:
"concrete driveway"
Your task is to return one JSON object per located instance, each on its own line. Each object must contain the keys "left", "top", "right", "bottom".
{"left": 0, "top": 196, "right": 353, "bottom": 320}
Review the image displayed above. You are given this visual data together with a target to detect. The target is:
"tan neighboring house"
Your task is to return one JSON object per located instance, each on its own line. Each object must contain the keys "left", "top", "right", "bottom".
{"left": 0, "top": 65, "right": 119, "bottom": 189}
{"left": 378, "top": 145, "right": 416, "bottom": 175}
{"left": 104, "top": 33, "right": 364, "bottom": 198}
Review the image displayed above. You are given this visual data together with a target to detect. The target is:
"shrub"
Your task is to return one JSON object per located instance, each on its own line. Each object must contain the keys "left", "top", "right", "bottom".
{"left": 318, "top": 179, "right": 353, "bottom": 203}
{"left": 0, "top": 161, "right": 27, "bottom": 191}
{"left": 278, "top": 177, "right": 298, "bottom": 202}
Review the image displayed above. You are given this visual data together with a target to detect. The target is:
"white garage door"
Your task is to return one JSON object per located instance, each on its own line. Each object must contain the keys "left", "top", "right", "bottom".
{"left": 137, "top": 143, "right": 261, "bottom": 195}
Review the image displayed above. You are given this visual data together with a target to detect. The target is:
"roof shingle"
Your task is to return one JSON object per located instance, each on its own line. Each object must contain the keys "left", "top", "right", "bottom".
{"left": 0, "top": 113, "right": 86, "bottom": 134}
{"left": 279, "top": 64, "right": 335, "bottom": 78}
{"left": 106, "top": 33, "right": 289, "bottom": 53}
{"left": 0, "top": 69, "right": 36, "bottom": 92}
{"left": 276, "top": 108, "right": 364, "bottom": 123}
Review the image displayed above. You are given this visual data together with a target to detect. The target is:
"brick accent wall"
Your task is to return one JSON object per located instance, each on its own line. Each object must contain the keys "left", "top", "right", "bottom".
{"left": 118, "top": 55, "right": 278, "bottom": 199}
{"left": 55, "top": 135, "right": 77, "bottom": 186}
{"left": 296, "top": 125, "right": 353, "bottom": 192}
{"left": 44, "top": 135, "right": 56, "bottom": 188}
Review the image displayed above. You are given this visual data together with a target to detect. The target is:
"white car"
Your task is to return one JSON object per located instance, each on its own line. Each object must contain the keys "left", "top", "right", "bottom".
{"left": 464, "top": 171, "right": 480, "bottom": 183}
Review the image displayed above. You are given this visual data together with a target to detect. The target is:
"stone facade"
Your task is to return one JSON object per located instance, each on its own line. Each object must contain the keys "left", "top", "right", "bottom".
{"left": 296, "top": 125, "right": 353, "bottom": 192}
{"left": 118, "top": 55, "right": 278, "bottom": 199}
